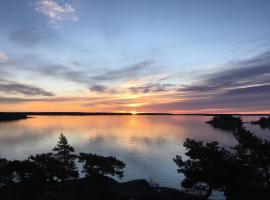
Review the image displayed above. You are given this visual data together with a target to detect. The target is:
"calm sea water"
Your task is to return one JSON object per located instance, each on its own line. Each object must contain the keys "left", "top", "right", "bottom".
{"left": 0, "top": 115, "right": 269, "bottom": 191}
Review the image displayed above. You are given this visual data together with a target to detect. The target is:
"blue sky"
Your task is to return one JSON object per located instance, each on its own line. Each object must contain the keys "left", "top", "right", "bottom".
{"left": 0, "top": 0, "right": 270, "bottom": 113}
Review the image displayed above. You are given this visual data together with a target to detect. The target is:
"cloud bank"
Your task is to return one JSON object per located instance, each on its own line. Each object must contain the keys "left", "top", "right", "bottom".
{"left": 0, "top": 80, "right": 54, "bottom": 97}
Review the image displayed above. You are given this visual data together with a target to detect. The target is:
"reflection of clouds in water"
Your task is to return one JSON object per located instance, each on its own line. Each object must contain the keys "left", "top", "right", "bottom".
{"left": 0, "top": 131, "right": 42, "bottom": 147}
{"left": 0, "top": 133, "right": 57, "bottom": 160}
{"left": 77, "top": 134, "right": 181, "bottom": 187}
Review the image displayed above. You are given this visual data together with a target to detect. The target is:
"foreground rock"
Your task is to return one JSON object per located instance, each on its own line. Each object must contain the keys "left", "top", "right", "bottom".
{"left": 0, "top": 176, "right": 201, "bottom": 200}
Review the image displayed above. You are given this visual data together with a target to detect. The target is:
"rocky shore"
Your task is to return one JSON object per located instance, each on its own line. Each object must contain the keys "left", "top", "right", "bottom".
{"left": 0, "top": 176, "right": 201, "bottom": 200}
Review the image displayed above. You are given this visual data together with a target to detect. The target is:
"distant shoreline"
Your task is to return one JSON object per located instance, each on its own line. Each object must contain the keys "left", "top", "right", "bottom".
{"left": 0, "top": 113, "right": 29, "bottom": 122}
{"left": 0, "top": 112, "right": 269, "bottom": 116}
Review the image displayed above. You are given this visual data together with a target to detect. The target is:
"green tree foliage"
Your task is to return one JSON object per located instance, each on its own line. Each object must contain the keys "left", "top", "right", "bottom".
{"left": 174, "top": 128, "right": 270, "bottom": 199}
{"left": 79, "top": 153, "right": 126, "bottom": 178}
{"left": 206, "top": 115, "right": 243, "bottom": 131}
{"left": 52, "top": 134, "right": 79, "bottom": 180}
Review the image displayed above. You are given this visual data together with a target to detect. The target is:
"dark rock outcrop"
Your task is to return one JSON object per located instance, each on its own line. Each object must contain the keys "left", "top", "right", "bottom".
{"left": 0, "top": 176, "right": 201, "bottom": 200}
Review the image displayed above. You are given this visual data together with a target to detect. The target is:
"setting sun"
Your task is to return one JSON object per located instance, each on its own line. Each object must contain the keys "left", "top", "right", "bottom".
{"left": 131, "top": 111, "right": 138, "bottom": 115}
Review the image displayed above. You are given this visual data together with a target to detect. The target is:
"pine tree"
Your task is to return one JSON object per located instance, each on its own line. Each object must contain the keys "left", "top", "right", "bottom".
{"left": 52, "top": 134, "right": 78, "bottom": 180}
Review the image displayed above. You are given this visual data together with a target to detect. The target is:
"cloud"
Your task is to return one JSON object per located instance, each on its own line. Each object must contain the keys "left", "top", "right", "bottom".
{"left": 143, "top": 85, "right": 270, "bottom": 113}
{"left": 0, "top": 80, "right": 54, "bottom": 96}
{"left": 26, "top": 60, "right": 154, "bottom": 85}
{"left": 90, "top": 61, "right": 154, "bottom": 81}
{"left": 139, "top": 52, "right": 270, "bottom": 113}
{"left": 35, "top": 0, "right": 78, "bottom": 24}
{"left": 129, "top": 83, "right": 175, "bottom": 94}
{"left": 178, "top": 52, "right": 270, "bottom": 93}
{"left": 0, "top": 50, "right": 8, "bottom": 63}
{"left": 89, "top": 85, "right": 107, "bottom": 93}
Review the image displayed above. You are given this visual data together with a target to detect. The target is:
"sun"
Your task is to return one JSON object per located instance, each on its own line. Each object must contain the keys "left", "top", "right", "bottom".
{"left": 131, "top": 111, "right": 138, "bottom": 115}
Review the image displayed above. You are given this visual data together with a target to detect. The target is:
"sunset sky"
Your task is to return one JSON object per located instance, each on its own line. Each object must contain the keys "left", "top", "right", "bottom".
{"left": 0, "top": 0, "right": 270, "bottom": 113}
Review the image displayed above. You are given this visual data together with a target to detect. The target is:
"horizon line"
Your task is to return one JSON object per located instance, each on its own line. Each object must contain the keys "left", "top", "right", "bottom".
{"left": 0, "top": 112, "right": 269, "bottom": 116}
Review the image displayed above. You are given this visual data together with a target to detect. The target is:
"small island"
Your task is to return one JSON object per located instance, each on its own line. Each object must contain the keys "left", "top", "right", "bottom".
{"left": 206, "top": 115, "right": 243, "bottom": 131}
{"left": 251, "top": 116, "right": 270, "bottom": 129}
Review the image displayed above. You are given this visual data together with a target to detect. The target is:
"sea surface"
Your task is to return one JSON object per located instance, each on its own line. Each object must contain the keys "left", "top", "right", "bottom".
{"left": 0, "top": 115, "right": 269, "bottom": 197}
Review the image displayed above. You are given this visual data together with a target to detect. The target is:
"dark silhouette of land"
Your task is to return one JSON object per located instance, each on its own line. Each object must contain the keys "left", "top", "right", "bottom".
{"left": 0, "top": 113, "right": 28, "bottom": 122}
{"left": 206, "top": 115, "right": 243, "bottom": 131}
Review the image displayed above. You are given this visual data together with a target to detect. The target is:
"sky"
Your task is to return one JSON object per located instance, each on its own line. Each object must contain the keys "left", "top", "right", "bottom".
{"left": 0, "top": 0, "right": 270, "bottom": 113}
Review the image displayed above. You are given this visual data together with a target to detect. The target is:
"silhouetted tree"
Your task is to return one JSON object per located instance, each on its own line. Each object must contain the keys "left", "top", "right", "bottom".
{"left": 206, "top": 115, "right": 243, "bottom": 131}
{"left": 175, "top": 128, "right": 270, "bottom": 199}
{"left": 0, "top": 158, "right": 12, "bottom": 184}
{"left": 233, "top": 128, "right": 270, "bottom": 189}
{"left": 174, "top": 139, "right": 233, "bottom": 198}
{"left": 79, "top": 153, "right": 126, "bottom": 178}
{"left": 28, "top": 153, "right": 63, "bottom": 182}
{"left": 8, "top": 160, "right": 40, "bottom": 183}
{"left": 0, "top": 133, "right": 128, "bottom": 190}
{"left": 52, "top": 134, "right": 78, "bottom": 180}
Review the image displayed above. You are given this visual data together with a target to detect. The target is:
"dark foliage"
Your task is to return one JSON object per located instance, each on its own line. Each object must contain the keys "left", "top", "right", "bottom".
{"left": 206, "top": 115, "right": 243, "bottom": 131}
{"left": 79, "top": 153, "right": 126, "bottom": 178}
{"left": 0, "top": 134, "right": 126, "bottom": 187}
{"left": 174, "top": 128, "right": 270, "bottom": 199}
{"left": 174, "top": 139, "right": 234, "bottom": 198}
{"left": 28, "top": 153, "right": 64, "bottom": 182}
{"left": 53, "top": 134, "right": 79, "bottom": 180}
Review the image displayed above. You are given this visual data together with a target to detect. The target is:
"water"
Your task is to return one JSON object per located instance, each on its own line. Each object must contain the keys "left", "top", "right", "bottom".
{"left": 0, "top": 115, "right": 269, "bottom": 190}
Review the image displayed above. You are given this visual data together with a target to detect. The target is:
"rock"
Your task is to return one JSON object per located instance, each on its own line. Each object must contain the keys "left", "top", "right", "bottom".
{"left": 0, "top": 177, "right": 202, "bottom": 200}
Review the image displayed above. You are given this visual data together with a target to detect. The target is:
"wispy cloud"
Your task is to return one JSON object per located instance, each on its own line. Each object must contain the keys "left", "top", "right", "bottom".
{"left": 129, "top": 83, "right": 175, "bottom": 94}
{"left": 178, "top": 52, "right": 270, "bottom": 93}
{"left": 90, "top": 61, "right": 155, "bottom": 82}
{"left": 89, "top": 85, "right": 107, "bottom": 93}
{"left": 0, "top": 80, "right": 54, "bottom": 97}
{"left": 0, "top": 50, "right": 8, "bottom": 63}
{"left": 24, "top": 60, "right": 154, "bottom": 84}
{"left": 35, "top": 0, "right": 78, "bottom": 24}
